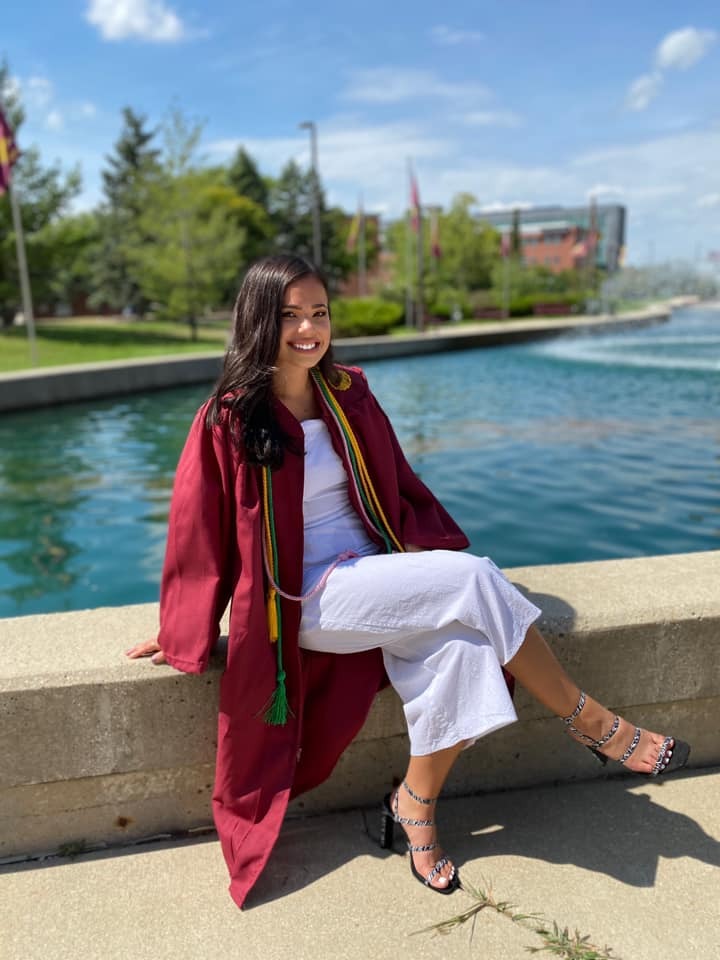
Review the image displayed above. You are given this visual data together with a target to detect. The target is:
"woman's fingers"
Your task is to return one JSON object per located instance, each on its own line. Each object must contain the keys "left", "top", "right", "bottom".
{"left": 125, "top": 639, "right": 163, "bottom": 661}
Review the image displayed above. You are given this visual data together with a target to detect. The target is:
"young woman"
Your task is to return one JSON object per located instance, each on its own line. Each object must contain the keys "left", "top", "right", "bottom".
{"left": 126, "top": 253, "right": 689, "bottom": 907}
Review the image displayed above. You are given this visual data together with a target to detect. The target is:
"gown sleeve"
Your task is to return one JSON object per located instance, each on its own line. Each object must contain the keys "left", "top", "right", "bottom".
{"left": 157, "top": 404, "right": 237, "bottom": 674}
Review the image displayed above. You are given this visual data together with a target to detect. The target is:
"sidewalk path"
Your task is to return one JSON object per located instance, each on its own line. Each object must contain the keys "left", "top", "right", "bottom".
{"left": 3, "top": 768, "right": 718, "bottom": 960}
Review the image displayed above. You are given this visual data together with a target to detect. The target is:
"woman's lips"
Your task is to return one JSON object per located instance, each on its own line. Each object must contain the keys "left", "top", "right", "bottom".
{"left": 289, "top": 341, "right": 321, "bottom": 351}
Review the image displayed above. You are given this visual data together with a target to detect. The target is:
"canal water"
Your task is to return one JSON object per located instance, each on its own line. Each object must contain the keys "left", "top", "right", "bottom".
{"left": 1, "top": 305, "right": 718, "bottom": 618}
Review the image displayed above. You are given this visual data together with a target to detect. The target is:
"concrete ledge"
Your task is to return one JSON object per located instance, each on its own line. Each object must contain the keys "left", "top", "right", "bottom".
{"left": 0, "top": 305, "right": 674, "bottom": 412}
{"left": 1, "top": 550, "right": 718, "bottom": 861}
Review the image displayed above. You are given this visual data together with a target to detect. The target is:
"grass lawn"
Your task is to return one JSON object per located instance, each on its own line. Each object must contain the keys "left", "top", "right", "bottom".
{"left": 0, "top": 317, "right": 229, "bottom": 373}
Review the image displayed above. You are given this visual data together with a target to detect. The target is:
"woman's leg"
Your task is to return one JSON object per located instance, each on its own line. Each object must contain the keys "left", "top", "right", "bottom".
{"left": 392, "top": 741, "right": 467, "bottom": 890}
{"left": 391, "top": 622, "right": 681, "bottom": 892}
{"left": 505, "top": 624, "right": 677, "bottom": 774}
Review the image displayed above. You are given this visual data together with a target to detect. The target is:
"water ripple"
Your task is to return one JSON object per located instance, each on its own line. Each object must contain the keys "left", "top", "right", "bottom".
{"left": 1, "top": 312, "right": 719, "bottom": 615}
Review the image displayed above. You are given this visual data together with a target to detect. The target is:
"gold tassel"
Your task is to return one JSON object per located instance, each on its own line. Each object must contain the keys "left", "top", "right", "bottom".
{"left": 266, "top": 587, "right": 279, "bottom": 643}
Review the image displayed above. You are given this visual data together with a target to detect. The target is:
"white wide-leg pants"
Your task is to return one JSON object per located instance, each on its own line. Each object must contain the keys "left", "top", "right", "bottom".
{"left": 299, "top": 550, "right": 541, "bottom": 756}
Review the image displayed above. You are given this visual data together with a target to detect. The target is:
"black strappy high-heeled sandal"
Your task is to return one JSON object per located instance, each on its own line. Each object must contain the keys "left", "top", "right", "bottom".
{"left": 563, "top": 691, "right": 691, "bottom": 777}
{"left": 379, "top": 779, "right": 460, "bottom": 894}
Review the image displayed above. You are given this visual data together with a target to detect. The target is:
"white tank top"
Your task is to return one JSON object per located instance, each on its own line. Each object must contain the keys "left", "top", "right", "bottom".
{"left": 301, "top": 419, "right": 380, "bottom": 581}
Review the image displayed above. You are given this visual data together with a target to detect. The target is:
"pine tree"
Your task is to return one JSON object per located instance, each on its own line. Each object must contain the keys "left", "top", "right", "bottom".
{"left": 268, "top": 159, "right": 353, "bottom": 290}
{"left": 224, "top": 148, "right": 274, "bottom": 267}
{"left": 128, "top": 109, "right": 247, "bottom": 336}
{"left": 227, "top": 147, "right": 269, "bottom": 210}
{"left": 91, "top": 107, "right": 160, "bottom": 315}
{"left": 269, "top": 159, "right": 317, "bottom": 257}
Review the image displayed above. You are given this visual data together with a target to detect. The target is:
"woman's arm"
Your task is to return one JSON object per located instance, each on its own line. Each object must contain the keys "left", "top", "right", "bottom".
{"left": 127, "top": 404, "right": 237, "bottom": 674}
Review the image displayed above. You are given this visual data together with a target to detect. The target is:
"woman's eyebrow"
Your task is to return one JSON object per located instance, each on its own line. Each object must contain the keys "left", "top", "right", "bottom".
{"left": 282, "top": 302, "right": 328, "bottom": 309}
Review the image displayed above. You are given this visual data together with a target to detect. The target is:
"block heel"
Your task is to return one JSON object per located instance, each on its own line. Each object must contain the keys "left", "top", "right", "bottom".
{"left": 377, "top": 781, "right": 460, "bottom": 894}
{"left": 379, "top": 793, "right": 395, "bottom": 849}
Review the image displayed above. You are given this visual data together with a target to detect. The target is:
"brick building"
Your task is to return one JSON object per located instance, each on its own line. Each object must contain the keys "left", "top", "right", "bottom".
{"left": 480, "top": 203, "right": 626, "bottom": 274}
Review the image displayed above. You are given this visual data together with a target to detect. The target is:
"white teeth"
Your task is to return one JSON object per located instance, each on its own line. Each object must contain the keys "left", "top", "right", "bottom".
{"left": 291, "top": 342, "right": 318, "bottom": 351}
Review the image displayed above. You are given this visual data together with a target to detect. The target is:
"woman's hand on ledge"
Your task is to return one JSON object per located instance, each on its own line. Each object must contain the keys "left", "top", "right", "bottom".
{"left": 125, "top": 638, "right": 167, "bottom": 665}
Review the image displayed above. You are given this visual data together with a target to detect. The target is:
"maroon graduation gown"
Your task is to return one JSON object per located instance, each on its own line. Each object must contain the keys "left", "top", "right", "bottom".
{"left": 157, "top": 366, "right": 471, "bottom": 908}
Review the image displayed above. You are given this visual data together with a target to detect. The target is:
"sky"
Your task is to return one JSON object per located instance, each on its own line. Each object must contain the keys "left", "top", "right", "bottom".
{"left": 3, "top": 1, "right": 720, "bottom": 265}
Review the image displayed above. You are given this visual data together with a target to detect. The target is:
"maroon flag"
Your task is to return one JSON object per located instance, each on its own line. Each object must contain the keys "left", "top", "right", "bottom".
{"left": 409, "top": 170, "right": 421, "bottom": 233}
{"left": 430, "top": 207, "right": 441, "bottom": 259}
{"left": 0, "top": 108, "right": 20, "bottom": 195}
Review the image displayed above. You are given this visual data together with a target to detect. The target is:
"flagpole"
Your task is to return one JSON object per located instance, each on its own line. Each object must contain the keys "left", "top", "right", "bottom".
{"left": 8, "top": 179, "right": 37, "bottom": 365}
{"left": 502, "top": 246, "right": 510, "bottom": 319}
{"left": 404, "top": 209, "right": 414, "bottom": 327}
{"left": 407, "top": 158, "right": 424, "bottom": 332}
{"left": 357, "top": 194, "right": 367, "bottom": 296}
{"left": 416, "top": 200, "right": 424, "bottom": 332}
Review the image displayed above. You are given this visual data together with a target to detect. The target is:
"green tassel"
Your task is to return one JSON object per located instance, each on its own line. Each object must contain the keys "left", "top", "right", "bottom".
{"left": 263, "top": 670, "right": 292, "bottom": 726}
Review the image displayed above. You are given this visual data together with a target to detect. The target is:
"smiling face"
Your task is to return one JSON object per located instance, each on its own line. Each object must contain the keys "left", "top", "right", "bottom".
{"left": 275, "top": 275, "right": 331, "bottom": 381}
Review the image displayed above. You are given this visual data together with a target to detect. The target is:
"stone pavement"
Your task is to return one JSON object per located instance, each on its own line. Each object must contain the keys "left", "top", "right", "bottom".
{"left": 3, "top": 768, "right": 719, "bottom": 960}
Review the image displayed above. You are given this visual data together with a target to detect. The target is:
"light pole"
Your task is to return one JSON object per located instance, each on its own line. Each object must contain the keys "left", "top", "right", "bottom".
{"left": 299, "top": 120, "right": 322, "bottom": 266}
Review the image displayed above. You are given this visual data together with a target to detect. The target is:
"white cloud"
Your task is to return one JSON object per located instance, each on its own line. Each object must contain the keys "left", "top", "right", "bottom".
{"left": 85, "top": 0, "right": 186, "bottom": 42}
{"left": 206, "top": 120, "right": 455, "bottom": 211}
{"left": 625, "top": 28, "right": 716, "bottom": 114}
{"left": 478, "top": 201, "right": 533, "bottom": 213}
{"left": 656, "top": 27, "right": 716, "bottom": 71}
{"left": 430, "top": 25, "right": 484, "bottom": 46}
{"left": 625, "top": 71, "right": 663, "bottom": 111}
{"left": 80, "top": 101, "right": 98, "bottom": 118}
{"left": 697, "top": 193, "right": 720, "bottom": 208}
{"left": 460, "top": 110, "right": 522, "bottom": 128}
{"left": 45, "top": 110, "right": 64, "bottom": 131}
{"left": 24, "top": 75, "right": 54, "bottom": 108}
{"left": 342, "top": 68, "right": 490, "bottom": 105}
{"left": 587, "top": 183, "right": 625, "bottom": 199}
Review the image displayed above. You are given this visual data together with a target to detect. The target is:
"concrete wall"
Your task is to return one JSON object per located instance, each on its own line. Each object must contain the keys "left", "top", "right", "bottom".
{"left": 0, "top": 306, "right": 672, "bottom": 413}
{"left": 1, "top": 550, "right": 718, "bottom": 862}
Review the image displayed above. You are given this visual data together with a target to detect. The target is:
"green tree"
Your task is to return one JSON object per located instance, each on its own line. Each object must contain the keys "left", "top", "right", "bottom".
{"left": 34, "top": 212, "right": 101, "bottom": 313}
{"left": 0, "top": 61, "right": 81, "bottom": 325}
{"left": 437, "top": 193, "right": 498, "bottom": 292}
{"left": 201, "top": 177, "right": 274, "bottom": 298}
{"left": 510, "top": 207, "right": 522, "bottom": 258}
{"left": 269, "top": 159, "right": 315, "bottom": 257}
{"left": 91, "top": 107, "right": 160, "bottom": 315}
{"left": 268, "top": 160, "right": 355, "bottom": 290}
{"left": 221, "top": 150, "right": 275, "bottom": 267}
{"left": 325, "top": 207, "right": 380, "bottom": 293}
{"left": 227, "top": 147, "right": 269, "bottom": 210}
{"left": 383, "top": 193, "right": 500, "bottom": 314}
{"left": 129, "top": 110, "right": 246, "bottom": 336}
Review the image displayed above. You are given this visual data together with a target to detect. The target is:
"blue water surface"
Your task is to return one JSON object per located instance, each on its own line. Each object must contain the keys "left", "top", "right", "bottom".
{"left": 1, "top": 305, "right": 718, "bottom": 618}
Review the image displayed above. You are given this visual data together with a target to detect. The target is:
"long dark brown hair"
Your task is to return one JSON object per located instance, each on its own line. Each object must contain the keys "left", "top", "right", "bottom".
{"left": 207, "top": 254, "right": 338, "bottom": 467}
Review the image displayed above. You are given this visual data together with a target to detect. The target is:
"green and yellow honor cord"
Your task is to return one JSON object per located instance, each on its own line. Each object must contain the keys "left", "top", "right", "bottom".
{"left": 260, "top": 367, "right": 403, "bottom": 726}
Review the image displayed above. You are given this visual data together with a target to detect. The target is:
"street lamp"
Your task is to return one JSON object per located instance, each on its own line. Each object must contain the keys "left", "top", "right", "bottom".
{"left": 298, "top": 120, "right": 322, "bottom": 266}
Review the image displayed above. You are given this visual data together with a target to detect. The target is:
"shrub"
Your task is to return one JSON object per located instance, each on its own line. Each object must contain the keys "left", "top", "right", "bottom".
{"left": 428, "top": 287, "right": 472, "bottom": 320}
{"left": 507, "top": 291, "right": 588, "bottom": 316}
{"left": 331, "top": 298, "right": 404, "bottom": 337}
